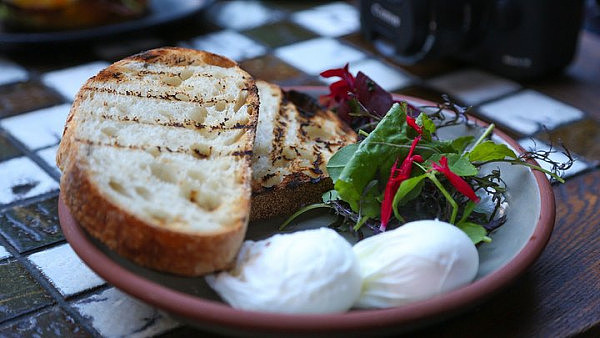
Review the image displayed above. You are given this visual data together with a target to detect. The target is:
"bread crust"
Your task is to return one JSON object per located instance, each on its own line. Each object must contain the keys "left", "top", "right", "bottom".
{"left": 250, "top": 176, "right": 333, "bottom": 221}
{"left": 59, "top": 154, "right": 249, "bottom": 276}
{"left": 57, "top": 47, "right": 258, "bottom": 276}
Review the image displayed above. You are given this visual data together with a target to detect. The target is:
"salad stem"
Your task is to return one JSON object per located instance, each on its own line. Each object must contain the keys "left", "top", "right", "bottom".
{"left": 457, "top": 200, "right": 477, "bottom": 225}
{"left": 279, "top": 203, "right": 331, "bottom": 230}
{"left": 353, "top": 215, "right": 369, "bottom": 231}
{"left": 466, "top": 123, "right": 495, "bottom": 154}
{"left": 427, "top": 173, "right": 459, "bottom": 224}
{"left": 512, "top": 161, "right": 565, "bottom": 183}
{"left": 392, "top": 205, "right": 406, "bottom": 225}
{"left": 477, "top": 159, "right": 565, "bottom": 183}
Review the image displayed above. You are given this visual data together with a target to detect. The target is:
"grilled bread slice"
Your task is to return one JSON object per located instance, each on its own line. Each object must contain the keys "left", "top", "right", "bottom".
{"left": 250, "top": 81, "right": 357, "bottom": 220}
{"left": 57, "top": 48, "right": 259, "bottom": 276}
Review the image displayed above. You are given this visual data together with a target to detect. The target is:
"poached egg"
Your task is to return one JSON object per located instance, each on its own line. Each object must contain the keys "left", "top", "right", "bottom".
{"left": 353, "top": 219, "right": 479, "bottom": 309}
{"left": 206, "top": 227, "right": 362, "bottom": 314}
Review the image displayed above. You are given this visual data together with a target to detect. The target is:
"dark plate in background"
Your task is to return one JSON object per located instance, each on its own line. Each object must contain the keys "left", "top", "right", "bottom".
{"left": 0, "top": 0, "right": 211, "bottom": 48}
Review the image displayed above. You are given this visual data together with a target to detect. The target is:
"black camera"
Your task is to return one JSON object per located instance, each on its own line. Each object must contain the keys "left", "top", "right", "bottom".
{"left": 360, "top": 0, "right": 584, "bottom": 80}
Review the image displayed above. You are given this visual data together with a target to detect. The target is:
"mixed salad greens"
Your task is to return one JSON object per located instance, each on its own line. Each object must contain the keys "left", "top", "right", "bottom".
{"left": 282, "top": 65, "right": 571, "bottom": 245}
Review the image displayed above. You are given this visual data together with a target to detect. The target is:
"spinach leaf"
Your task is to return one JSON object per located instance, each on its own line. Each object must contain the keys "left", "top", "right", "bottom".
{"left": 469, "top": 141, "right": 517, "bottom": 162}
{"left": 326, "top": 143, "right": 359, "bottom": 182}
{"left": 322, "top": 189, "right": 339, "bottom": 203}
{"left": 392, "top": 174, "right": 427, "bottom": 209}
{"left": 334, "top": 103, "right": 411, "bottom": 211}
{"left": 416, "top": 113, "right": 436, "bottom": 141}
{"left": 457, "top": 222, "right": 490, "bottom": 244}
{"left": 428, "top": 153, "right": 478, "bottom": 176}
{"left": 359, "top": 180, "right": 381, "bottom": 219}
{"left": 451, "top": 135, "right": 475, "bottom": 153}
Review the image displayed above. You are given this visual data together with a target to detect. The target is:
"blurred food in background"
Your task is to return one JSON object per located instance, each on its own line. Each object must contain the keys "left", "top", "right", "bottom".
{"left": 0, "top": 0, "right": 148, "bottom": 31}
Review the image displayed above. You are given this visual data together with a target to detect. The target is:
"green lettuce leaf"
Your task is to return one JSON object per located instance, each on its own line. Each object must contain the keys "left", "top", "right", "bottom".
{"left": 451, "top": 135, "right": 475, "bottom": 153}
{"left": 468, "top": 141, "right": 517, "bottom": 162}
{"left": 322, "top": 189, "right": 339, "bottom": 203}
{"left": 359, "top": 180, "right": 381, "bottom": 219}
{"left": 428, "top": 153, "right": 478, "bottom": 176}
{"left": 326, "top": 143, "right": 359, "bottom": 183}
{"left": 416, "top": 113, "right": 436, "bottom": 141}
{"left": 334, "top": 103, "right": 411, "bottom": 211}
{"left": 457, "top": 222, "right": 490, "bottom": 244}
{"left": 392, "top": 174, "right": 427, "bottom": 208}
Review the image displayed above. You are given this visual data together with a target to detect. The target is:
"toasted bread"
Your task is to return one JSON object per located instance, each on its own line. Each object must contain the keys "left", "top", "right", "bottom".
{"left": 250, "top": 81, "right": 357, "bottom": 220}
{"left": 57, "top": 47, "right": 259, "bottom": 276}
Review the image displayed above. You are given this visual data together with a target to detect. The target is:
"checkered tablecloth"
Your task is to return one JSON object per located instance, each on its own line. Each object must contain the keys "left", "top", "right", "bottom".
{"left": 0, "top": 1, "right": 597, "bottom": 336}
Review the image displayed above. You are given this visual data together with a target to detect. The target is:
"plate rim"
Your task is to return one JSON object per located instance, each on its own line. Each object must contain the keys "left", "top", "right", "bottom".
{"left": 58, "top": 91, "right": 555, "bottom": 335}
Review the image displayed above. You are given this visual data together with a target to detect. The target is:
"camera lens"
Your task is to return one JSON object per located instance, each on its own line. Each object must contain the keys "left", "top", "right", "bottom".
{"left": 361, "top": 0, "right": 492, "bottom": 64}
{"left": 371, "top": 1, "right": 431, "bottom": 55}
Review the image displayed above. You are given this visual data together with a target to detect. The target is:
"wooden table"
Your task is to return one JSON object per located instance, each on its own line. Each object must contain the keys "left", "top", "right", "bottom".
{"left": 0, "top": 2, "right": 598, "bottom": 337}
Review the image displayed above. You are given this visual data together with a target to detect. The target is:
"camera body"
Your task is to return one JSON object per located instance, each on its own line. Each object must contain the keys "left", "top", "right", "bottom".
{"left": 360, "top": 0, "right": 584, "bottom": 80}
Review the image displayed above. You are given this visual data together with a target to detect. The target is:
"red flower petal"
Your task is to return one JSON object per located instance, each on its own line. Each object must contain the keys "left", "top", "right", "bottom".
{"left": 406, "top": 115, "right": 423, "bottom": 135}
{"left": 380, "top": 136, "right": 423, "bottom": 231}
{"left": 412, "top": 155, "right": 424, "bottom": 163}
{"left": 320, "top": 64, "right": 355, "bottom": 84}
{"left": 432, "top": 156, "right": 480, "bottom": 203}
{"left": 329, "top": 80, "right": 353, "bottom": 101}
{"left": 320, "top": 69, "right": 346, "bottom": 78}
{"left": 380, "top": 159, "right": 402, "bottom": 231}
{"left": 319, "top": 64, "right": 357, "bottom": 111}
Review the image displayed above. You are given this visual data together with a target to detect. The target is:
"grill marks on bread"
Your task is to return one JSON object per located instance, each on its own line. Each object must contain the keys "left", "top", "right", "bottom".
{"left": 251, "top": 81, "right": 357, "bottom": 197}
{"left": 73, "top": 61, "right": 255, "bottom": 160}
{"left": 66, "top": 51, "right": 259, "bottom": 202}
{"left": 56, "top": 48, "right": 259, "bottom": 276}
{"left": 125, "top": 48, "right": 237, "bottom": 69}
